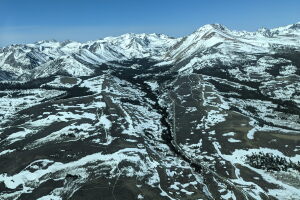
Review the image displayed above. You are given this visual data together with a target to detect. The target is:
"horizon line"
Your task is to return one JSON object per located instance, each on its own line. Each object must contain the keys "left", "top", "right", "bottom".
{"left": 1, "top": 21, "right": 299, "bottom": 47}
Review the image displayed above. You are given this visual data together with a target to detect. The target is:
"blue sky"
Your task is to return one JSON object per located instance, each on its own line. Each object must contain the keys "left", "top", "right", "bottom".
{"left": 1, "top": 0, "right": 300, "bottom": 46}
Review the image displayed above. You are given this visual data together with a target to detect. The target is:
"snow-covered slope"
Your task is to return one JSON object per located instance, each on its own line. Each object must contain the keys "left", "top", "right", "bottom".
{"left": 84, "top": 33, "right": 178, "bottom": 61}
{"left": 0, "top": 33, "right": 177, "bottom": 80}
{"left": 162, "top": 23, "right": 300, "bottom": 76}
{"left": 1, "top": 22, "right": 300, "bottom": 200}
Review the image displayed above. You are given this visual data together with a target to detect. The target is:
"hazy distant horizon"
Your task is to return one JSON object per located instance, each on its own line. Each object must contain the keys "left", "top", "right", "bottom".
{"left": 1, "top": 0, "right": 300, "bottom": 47}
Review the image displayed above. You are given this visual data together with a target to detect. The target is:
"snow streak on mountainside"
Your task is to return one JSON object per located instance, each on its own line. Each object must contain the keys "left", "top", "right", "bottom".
{"left": 0, "top": 23, "right": 300, "bottom": 200}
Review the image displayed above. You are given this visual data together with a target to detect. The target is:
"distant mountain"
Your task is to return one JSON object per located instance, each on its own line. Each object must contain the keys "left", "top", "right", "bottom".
{"left": 1, "top": 22, "right": 299, "bottom": 81}
{"left": 0, "top": 33, "right": 177, "bottom": 80}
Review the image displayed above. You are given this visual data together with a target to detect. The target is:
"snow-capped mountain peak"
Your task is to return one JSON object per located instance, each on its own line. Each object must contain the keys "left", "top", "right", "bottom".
{"left": 196, "top": 23, "right": 229, "bottom": 33}
{"left": 84, "top": 32, "right": 177, "bottom": 61}
{"left": 270, "top": 22, "right": 300, "bottom": 36}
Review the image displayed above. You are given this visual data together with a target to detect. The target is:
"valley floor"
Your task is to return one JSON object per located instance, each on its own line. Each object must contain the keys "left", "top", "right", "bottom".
{"left": 0, "top": 60, "right": 300, "bottom": 200}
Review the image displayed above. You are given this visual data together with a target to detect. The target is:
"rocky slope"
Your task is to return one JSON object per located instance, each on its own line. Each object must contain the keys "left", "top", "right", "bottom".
{"left": 0, "top": 23, "right": 300, "bottom": 200}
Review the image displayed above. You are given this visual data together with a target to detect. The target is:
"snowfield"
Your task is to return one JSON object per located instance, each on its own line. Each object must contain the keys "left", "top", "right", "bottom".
{"left": 1, "top": 22, "right": 300, "bottom": 200}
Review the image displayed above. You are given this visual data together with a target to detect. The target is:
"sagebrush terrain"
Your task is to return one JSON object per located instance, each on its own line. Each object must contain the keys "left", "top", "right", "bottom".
{"left": 0, "top": 23, "right": 300, "bottom": 200}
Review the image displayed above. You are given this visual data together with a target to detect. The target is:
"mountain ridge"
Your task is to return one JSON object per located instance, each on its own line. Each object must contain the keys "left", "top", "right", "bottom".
{"left": 1, "top": 22, "right": 300, "bottom": 81}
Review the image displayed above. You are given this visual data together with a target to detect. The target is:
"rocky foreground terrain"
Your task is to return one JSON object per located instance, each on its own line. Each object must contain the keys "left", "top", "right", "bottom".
{"left": 0, "top": 23, "right": 300, "bottom": 200}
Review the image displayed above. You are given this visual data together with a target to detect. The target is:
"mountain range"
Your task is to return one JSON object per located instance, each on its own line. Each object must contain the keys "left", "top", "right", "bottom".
{"left": 1, "top": 22, "right": 300, "bottom": 81}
